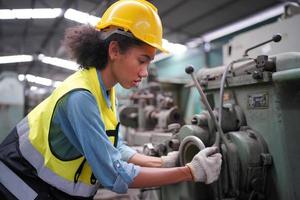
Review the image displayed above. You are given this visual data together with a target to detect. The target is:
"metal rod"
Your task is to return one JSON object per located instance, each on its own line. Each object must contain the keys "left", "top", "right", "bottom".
{"left": 185, "top": 66, "right": 229, "bottom": 149}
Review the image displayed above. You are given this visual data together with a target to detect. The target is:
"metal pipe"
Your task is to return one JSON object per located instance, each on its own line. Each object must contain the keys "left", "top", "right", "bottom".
{"left": 218, "top": 57, "right": 253, "bottom": 135}
{"left": 272, "top": 68, "right": 300, "bottom": 82}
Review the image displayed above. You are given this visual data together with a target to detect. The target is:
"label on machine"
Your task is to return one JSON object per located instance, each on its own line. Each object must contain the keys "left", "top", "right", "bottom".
{"left": 248, "top": 93, "right": 269, "bottom": 109}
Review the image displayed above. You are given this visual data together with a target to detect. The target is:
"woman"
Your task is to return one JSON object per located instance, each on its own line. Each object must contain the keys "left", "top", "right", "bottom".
{"left": 0, "top": 0, "right": 222, "bottom": 199}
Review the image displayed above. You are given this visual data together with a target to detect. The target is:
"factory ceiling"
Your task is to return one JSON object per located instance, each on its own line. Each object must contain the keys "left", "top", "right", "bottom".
{"left": 0, "top": 0, "right": 288, "bottom": 88}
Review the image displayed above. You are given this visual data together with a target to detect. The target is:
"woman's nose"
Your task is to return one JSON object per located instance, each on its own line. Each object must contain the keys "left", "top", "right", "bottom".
{"left": 138, "top": 66, "right": 148, "bottom": 78}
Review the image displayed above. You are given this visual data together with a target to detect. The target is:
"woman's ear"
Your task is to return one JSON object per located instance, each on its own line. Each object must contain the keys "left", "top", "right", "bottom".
{"left": 108, "top": 41, "right": 120, "bottom": 60}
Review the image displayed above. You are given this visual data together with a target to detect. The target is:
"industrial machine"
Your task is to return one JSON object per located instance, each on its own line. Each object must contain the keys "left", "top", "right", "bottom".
{"left": 119, "top": 46, "right": 300, "bottom": 200}
{"left": 157, "top": 50, "right": 300, "bottom": 200}
{"left": 153, "top": 6, "right": 300, "bottom": 199}
{"left": 119, "top": 5, "right": 300, "bottom": 199}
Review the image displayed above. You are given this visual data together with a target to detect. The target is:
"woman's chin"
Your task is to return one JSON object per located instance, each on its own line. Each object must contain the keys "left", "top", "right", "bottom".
{"left": 119, "top": 83, "right": 133, "bottom": 89}
{"left": 121, "top": 81, "right": 140, "bottom": 89}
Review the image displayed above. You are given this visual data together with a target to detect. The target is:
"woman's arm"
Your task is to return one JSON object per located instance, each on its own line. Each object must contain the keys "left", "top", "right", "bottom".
{"left": 128, "top": 153, "right": 162, "bottom": 168}
{"left": 129, "top": 166, "right": 192, "bottom": 188}
{"left": 130, "top": 146, "right": 222, "bottom": 188}
{"left": 128, "top": 151, "right": 180, "bottom": 168}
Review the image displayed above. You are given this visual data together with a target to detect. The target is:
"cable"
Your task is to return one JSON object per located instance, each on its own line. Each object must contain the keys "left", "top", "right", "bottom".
{"left": 218, "top": 57, "right": 254, "bottom": 130}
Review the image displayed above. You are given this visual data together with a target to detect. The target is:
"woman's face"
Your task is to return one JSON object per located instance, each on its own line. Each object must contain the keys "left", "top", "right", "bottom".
{"left": 110, "top": 43, "right": 156, "bottom": 89}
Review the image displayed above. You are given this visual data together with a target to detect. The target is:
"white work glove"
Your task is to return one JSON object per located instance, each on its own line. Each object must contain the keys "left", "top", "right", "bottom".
{"left": 186, "top": 147, "right": 222, "bottom": 184}
{"left": 161, "top": 151, "right": 179, "bottom": 168}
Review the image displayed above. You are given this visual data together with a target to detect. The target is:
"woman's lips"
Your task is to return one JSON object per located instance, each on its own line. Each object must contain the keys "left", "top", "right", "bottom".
{"left": 133, "top": 79, "right": 141, "bottom": 87}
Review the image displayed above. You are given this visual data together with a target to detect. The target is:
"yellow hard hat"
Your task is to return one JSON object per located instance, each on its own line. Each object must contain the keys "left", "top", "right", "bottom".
{"left": 96, "top": 0, "right": 167, "bottom": 53}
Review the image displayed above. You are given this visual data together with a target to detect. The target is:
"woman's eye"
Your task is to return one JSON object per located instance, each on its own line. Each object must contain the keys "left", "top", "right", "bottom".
{"left": 139, "top": 59, "right": 146, "bottom": 64}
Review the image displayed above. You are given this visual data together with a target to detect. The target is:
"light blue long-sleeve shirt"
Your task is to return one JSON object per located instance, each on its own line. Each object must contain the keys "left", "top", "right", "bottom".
{"left": 49, "top": 70, "right": 140, "bottom": 194}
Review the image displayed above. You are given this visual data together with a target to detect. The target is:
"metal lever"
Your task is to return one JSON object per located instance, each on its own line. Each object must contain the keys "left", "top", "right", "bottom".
{"left": 243, "top": 34, "right": 282, "bottom": 57}
{"left": 185, "top": 66, "right": 230, "bottom": 148}
{"left": 186, "top": 66, "right": 226, "bottom": 200}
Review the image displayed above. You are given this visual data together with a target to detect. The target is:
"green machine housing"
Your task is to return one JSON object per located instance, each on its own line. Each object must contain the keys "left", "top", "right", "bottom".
{"left": 163, "top": 52, "right": 300, "bottom": 200}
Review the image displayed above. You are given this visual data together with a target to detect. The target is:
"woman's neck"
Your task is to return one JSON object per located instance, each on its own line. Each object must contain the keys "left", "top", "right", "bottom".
{"left": 100, "top": 66, "right": 117, "bottom": 90}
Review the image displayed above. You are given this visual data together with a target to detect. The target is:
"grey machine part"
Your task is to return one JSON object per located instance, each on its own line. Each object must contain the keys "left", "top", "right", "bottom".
{"left": 119, "top": 80, "right": 184, "bottom": 157}
{"left": 223, "top": 3, "right": 300, "bottom": 64}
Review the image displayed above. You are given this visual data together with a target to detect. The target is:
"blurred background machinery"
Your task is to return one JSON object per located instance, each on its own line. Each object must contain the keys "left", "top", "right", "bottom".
{"left": 0, "top": 72, "right": 24, "bottom": 142}
{"left": 119, "top": 68, "right": 185, "bottom": 155}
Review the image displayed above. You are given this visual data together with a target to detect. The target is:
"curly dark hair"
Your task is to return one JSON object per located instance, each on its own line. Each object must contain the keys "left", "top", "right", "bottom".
{"left": 63, "top": 25, "right": 144, "bottom": 70}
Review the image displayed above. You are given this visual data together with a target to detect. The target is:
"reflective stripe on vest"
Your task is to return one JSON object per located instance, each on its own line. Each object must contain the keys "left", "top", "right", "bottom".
{"left": 0, "top": 161, "right": 38, "bottom": 200}
{"left": 16, "top": 68, "right": 118, "bottom": 197}
{"left": 18, "top": 117, "right": 98, "bottom": 197}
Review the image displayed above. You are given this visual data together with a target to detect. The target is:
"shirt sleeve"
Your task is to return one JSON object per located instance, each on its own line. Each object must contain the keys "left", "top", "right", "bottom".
{"left": 115, "top": 95, "right": 137, "bottom": 162}
{"left": 117, "top": 131, "right": 137, "bottom": 162}
{"left": 55, "top": 90, "right": 140, "bottom": 194}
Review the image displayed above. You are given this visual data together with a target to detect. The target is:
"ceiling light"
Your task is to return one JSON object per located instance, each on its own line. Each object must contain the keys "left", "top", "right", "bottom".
{"left": 25, "top": 74, "right": 53, "bottom": 86}
{"left": 186, "top": 38, "right": 204, "bottom": 48}
{"left": 31, "top": 87, "right": 48, "bottom": 94}
{"left": 163, "top": 39, "right": 187, "bottom": 54}
{"left": 38, "top": 54, "right": 79, "bottom": 71}
{"left": 0, "top": 8, "right": 62, "bottom": 19}
{"left": 153, "top": 52, "right": 172, "bottom": 63}
{"left": 30, "top": 86, "right": 38, "bottom": 91}
{"left": 53, "top": 81, "right": 62, "bottom": 88}
{"left": 0, "top": 55, "right": 33, "bottom": 64}
{"left": 64, "top": 9, "right": 100, "bottom": 25}
{"left": 86, "top": 15, "right": 101, "bottom": 26}
{"left": 18, "top": 74, "right": 25, "bottom": 81}
{"left": 19, "top": 73, "right": 62, "bottom": 88}
{"left": 29, "top": 86, "right": 50, "bottom": 94}
{"left": 0, "top": 54, "right": 79, "bottom": 70}
{"left": 203, "top": 42, "right": 211, "bottom": 52}
{"left": 0, "top": 9, "right": 14, "bottom": 19}
{"left": 31, "top": 8, "right": 62, "bottom": 19}
{"left": 152, "top": 40, "right": 188, "bottom": 62}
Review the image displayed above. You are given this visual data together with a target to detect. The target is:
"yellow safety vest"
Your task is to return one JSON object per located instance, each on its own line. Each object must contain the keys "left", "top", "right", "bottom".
{"left": 17, "top": 68, "right": 118, "bottom": 197}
